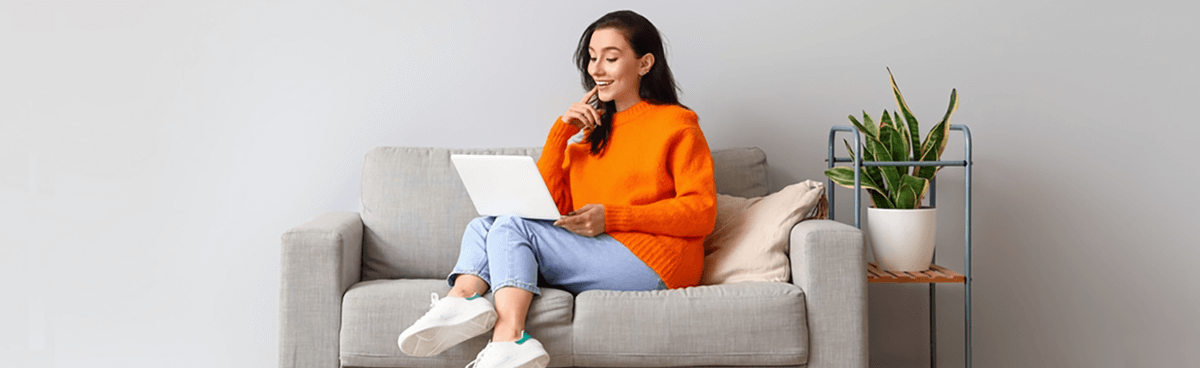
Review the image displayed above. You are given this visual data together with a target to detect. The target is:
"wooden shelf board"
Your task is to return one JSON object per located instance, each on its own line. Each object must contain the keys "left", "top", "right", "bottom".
{"left": 868, "top": 262, "right": 965, "bottom": 283}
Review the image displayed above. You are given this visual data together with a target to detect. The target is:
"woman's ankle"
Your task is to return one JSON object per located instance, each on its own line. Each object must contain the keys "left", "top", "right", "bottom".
{"left": 450, "top": 274, "right": 488, "bottom": 298}
{"left": 447, "top": 288, "right": 477, "bottom": 298}
{"left": 491, "top": 328, "right": 523, "bottom": 343}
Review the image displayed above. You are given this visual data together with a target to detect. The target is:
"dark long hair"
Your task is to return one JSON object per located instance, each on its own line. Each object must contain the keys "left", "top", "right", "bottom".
{"left": 574, "top": 10, "right": 686, "bottom": 155}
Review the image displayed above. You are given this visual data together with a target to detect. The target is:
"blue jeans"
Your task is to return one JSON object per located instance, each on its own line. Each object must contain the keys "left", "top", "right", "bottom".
{"left": 448, "top": 215, "right": 667, "bottom": 295}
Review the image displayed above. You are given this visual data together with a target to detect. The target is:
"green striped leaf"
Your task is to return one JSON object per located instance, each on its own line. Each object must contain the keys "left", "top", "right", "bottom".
{"left": 866, "top": 111, "right": 899, "bottom": 199}
{"left": 850, "top": 113, "right": 890, "bottom": 193}
{"left": 876, "top": 114, "right": 905, "bottom": 199}
{"left": 844, "top": 139, "right": 857, "bottom": 162}
{"left": 895, "top": 175, "right": 930, "bottom": 209}
{"left": 866, "top": 134, "right": 899, "bottom": 199}
{"left": 915, "top": 89, "right": 957, "bottom": 179}
{"left": 880, "top": 111, "right": 910, "bottom": 185}
{"left": 830, "top": 142, "right": 897, "bottom": 210}
{"left": 848, "top": 114, "right": 878, "bottom": 140}
{"left": 892, "top": 110, "right": 912, "bottom": 175}
{"left": 824, "top": 166, "right": 893, "bottom": 209}
{"left": 825, "top": 166, "right": 885, "bottom": 193}
{"left": 893, "top": 111, "right": 911, "bottom": 155}
{"left": 895, "top": 186, "right": 919, "bottom": 209}
{"left": 869, "top": 189, "right": 894, "bottom": 209}
{"left": 844, "top": 139, "right": 889, "bottom": 199}
{"left": 880, "top": 110, "right": 908, "bottom": 162}
{"left": 863, "top": 112, "right": 880, "bottom": 139}
{"left": 889, "top": 68, "right": 922, "bottom": 163}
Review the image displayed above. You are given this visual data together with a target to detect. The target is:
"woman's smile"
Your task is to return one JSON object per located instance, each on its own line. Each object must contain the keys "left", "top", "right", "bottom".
{"left": 596, "top": 80, "right": 614, "bottom": 99}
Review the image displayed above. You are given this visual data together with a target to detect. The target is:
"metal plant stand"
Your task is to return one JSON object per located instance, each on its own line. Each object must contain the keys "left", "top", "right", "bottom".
{"left": 826, "top": 124, "right": 973, "bottom": 368}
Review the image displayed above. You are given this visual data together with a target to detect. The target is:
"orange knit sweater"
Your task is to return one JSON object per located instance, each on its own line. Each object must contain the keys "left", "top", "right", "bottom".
{"left": 537, "top": 100, "right": 717, "bottom": 289}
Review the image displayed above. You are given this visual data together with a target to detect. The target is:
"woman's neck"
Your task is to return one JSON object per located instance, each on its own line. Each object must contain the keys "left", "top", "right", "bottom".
{"left": 614, "top": 90, "right": 643, "bottom": 112}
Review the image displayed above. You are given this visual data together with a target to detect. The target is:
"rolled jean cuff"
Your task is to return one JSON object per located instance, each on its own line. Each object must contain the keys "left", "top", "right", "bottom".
{"left": 448, "top": 269, "right": 490, "bottom": 290}
{"left": 492, "top": 277, "right": 541, "bottom": 296}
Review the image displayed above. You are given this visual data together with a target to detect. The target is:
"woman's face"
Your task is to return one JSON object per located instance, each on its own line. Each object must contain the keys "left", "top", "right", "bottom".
{"left": 587, "top": 28, "right": 652, "bottom": 110}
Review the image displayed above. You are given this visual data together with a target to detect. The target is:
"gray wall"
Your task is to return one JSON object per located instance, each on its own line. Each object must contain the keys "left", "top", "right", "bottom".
{"left": 2, "top": 1, "right": 1197, "bottom": 367}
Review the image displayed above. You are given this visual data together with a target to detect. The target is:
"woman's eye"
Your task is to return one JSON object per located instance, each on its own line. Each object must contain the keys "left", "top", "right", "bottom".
{"left": 606, "top": 58, "right": 617, "bottom": 62}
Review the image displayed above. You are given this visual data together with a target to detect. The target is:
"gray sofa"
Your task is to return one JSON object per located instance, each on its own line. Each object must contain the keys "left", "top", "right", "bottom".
{"left": 280, "top": 146, "right": 867, "bottom": 368}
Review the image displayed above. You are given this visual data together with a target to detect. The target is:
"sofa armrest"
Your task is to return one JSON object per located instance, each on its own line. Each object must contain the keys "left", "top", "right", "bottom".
{"left": 789, "top": 219, "right": 867, "bottom": 368}
{"left": 280, "top": 212, "right": 363, "bottom": 368}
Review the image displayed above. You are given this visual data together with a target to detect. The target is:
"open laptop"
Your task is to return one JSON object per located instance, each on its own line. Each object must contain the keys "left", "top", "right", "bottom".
{"left": 450, "top": 154, "right": 563, "bottom": 221}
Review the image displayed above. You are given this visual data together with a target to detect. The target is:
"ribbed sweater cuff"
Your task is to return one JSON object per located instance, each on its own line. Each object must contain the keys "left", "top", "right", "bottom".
{"left": 605, "top": 204, "right": 636, "bottom": 232}
{"left": 548, "top": 118, "right": 581, "bottom": 145}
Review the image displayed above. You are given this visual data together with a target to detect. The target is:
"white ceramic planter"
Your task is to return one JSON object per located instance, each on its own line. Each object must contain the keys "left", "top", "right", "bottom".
{"left": 867, "top": 207, "right": 937, "bottom": 272}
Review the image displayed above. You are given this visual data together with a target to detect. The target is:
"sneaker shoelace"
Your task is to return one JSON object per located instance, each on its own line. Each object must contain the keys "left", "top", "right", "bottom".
{"left": 429, "top": 292, "right": 440, "bottom": 308}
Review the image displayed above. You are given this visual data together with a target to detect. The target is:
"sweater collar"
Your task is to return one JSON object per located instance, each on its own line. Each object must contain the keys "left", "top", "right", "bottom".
{"left": 612, "top": 100, "right": 653, "bottom": 127}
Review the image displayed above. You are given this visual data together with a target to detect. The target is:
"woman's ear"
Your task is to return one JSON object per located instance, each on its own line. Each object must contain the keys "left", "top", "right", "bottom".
{"left": 638, "top": 53, "right": 655, "bottom": 76}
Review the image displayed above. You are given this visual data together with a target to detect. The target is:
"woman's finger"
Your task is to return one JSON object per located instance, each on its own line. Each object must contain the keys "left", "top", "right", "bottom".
{"left": 559, "top": 216, "right": 591, "bottom": 236}
{"left": 563, "top": 109, "right": 583, "bottom": 128}
{"left": 567, "top": 107, "right": 592, "bottom": 129}
{"left": 572, "top": 104, "right": 597, "bottom": 129}
{"left": 581, "top": 205, "right": 604, "bottom": 235}
{"left": 580, "top": 104, "right": 599, "bottom": 127}
{"left": 576, "top": 105, "right": 597, "bottom": 128}
{"left": 566, "top": 110, "right": 585, "bottom": 129}
{"left": 554, "top": 215, "right": 577, "bottom": 228}
{"left": 579, "top": 85, "right": 599, "bottom": 104}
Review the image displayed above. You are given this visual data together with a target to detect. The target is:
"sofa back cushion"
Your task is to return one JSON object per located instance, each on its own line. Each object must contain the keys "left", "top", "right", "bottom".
{"left": 711, "top": 147, "right": 770, "bottom": 198}
{"left": 359, "top": 146, "right": 769, "bottom": 281}
{"left": 360, "top": 147, "right": 543, "bottom": 281}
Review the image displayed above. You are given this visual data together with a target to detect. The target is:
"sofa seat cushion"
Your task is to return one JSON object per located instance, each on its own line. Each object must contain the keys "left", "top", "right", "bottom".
{"left": 340, "top": 279, "right": 574, "bottom": 367}
{"left": 572, "top": 281, "right": 808, "bottom": 367}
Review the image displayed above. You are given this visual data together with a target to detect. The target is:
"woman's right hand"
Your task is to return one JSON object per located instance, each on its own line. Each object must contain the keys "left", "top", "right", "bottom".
{"left": 560, "top": 85, "right": 604, "bottom": 131}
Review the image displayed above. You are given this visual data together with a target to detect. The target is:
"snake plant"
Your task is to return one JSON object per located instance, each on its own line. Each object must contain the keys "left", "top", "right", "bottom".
{"left": 824, "top": 68, "right": 958, "bottom": 209}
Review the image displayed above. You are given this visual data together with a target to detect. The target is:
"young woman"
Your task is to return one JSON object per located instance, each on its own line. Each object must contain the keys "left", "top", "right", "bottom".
{"left": 397, "top": 10, "right": 716, "bottom": 368}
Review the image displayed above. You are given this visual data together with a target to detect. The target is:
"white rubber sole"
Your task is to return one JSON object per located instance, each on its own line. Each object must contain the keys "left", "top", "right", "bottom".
{"left": 524, "top": 354, "right": 550, "bottom": 368}
{"left": 398, "top": 308, "right": 497, "bottom": 357}
{"left": 499, "top": 347, "right": 550, "bottom": 368}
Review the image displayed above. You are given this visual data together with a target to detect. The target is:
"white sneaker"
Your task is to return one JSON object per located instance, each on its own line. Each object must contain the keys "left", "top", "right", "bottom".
{"left": 464, "top": 331, "right": 550, "bottom": 368}
{"left": 397, "top": 292, "right": 498, "bottom": 357}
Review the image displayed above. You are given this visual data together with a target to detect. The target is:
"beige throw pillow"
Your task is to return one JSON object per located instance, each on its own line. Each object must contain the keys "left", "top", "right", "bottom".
{"left": 701, "top": 180, "right": 828, "bottom": 285}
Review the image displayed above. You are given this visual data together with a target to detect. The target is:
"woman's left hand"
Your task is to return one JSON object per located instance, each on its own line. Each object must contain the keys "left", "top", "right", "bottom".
{"left": 554, "top": 204, "right": 606, "bottom": 237}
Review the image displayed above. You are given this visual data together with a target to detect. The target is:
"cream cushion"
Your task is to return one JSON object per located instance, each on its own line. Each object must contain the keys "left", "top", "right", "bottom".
{"left": 701, "top": 180, "right": 828, "bottom": 284}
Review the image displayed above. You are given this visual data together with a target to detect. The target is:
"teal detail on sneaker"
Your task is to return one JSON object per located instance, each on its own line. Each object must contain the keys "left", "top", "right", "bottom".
{"left": 515, "top": 331, "right": 531, "bottom": 345}
{"left": 466, "top": 293, "right": 481, "bottom": 301}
